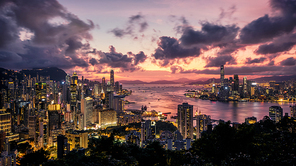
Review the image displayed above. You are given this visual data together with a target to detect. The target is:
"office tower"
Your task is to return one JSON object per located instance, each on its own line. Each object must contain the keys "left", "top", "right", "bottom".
{"left": 70, "top": 84, "right": 77, "bottom": 108}
{"left": 110, "top": 70, "right": 114, "bottom": 91}
{"left": 65, "top": 74, "right": 71, "bottom": 85}
{"left": 8, "top": 81, "right": 14, "bottom": 101}
{"left": 0, "top": 109, "right": 11, "bottom": 134}
{"left": 71, "top": 72, "right": 78, "bottom": 85}
{"left": 102, "top": 77, "right": 106, "bottom": 86}
{"left": 28, "top": 116, "right": 37, "bottom": 141}
{"left": 243, "top": 77, "right": 247, "bottom": 95}
{"left": 250, "top": 85, "right": 256, "bottom": 96}
{"left": 245, "top": 116, "right": 257, "bottom": 125}
{"left": 220, "top": 65, "right": 224, "bottom": 86}
{"left": 291, "top": 105, "right": 296, "bottom": 118}
{"left": 94, "top": 84, "right": 99, "bottom": 97}
{"left": 177, "top": 103, "right": 193, "bottom": 139}
{"left": 269, "top": 106, "right": 283, "bottom": 123}
{"left": 113, "top": 96, "right": 123, "bottom": 112}
{"left": 115, "top": 81, "right": 119, "bottom": 93}
{"left": 57, "top": 135, "right": 68, "bottom": 159}
{"left": 233, "top": 75, "right": 239, "bottom": 92}
{"left": 119, "top": 84, "right": 122, "bottom": 93}
{"left": 196, "top": 114, "right": 211, "bottom": 139}
{"left": 81, "top": 97, "right": 93, "bottom": 129}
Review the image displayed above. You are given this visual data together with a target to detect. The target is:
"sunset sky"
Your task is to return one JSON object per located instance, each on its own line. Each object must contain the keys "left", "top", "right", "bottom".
{"left": 0, "top": 0, "right": 296, "bottom": 82}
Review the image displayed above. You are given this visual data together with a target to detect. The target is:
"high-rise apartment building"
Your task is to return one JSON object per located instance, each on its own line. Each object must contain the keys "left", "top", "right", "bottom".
{"left": 140, "top": 120, "right": 156, "bottom": 147}
{"left": 177, "top": 103, "right": 193, "bottom": 139}
{"left": 196, "top": 114, "right": 211, "bottom": 139}
{"left": 269, "top": 106, "right": 283, "bottom": 123}
{"left": 291, "top": 105, "right": 296, "bottom": 118}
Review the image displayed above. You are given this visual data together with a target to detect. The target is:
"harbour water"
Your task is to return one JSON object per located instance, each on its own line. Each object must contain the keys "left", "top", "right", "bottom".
{"left": 124, "top": 84, "right": 293, "bottom": 123}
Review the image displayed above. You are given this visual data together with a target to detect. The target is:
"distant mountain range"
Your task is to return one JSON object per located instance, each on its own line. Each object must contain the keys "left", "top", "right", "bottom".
{"left": 1, "top": 67, "right": 295, "bottom": 84}
{"left": 119, "top": 75, "right": 296, "bottom": 84}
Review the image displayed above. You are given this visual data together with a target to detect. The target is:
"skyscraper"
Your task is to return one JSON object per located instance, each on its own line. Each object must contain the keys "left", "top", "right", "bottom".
{"left": 110, "top": 70, "right": 114, "bottom": 91}
{"left": 81, "top": 97, "right": 93, "bottom": 129}
{"left": 233, "top": 74, "right": 239, "bottom": 92}
{"left": 102, "top": 77, "right": 106, "bottom": 86}
{"left": 220, "top": 65, "right": 224, "bottom": 86}
{"left": 196, "top": 114, "right": 211, "bottom": 139}
{"left": 243, "top": 77, "right": 247, "bottom": 94}
{"left": 71, "top": 72, "right": 78, "bottom": 85}
{"left": 269, "top": 106, "right": 283, "bottom": 123}
{"left": 177, "top": 103, "right": 193, "bottom": 139}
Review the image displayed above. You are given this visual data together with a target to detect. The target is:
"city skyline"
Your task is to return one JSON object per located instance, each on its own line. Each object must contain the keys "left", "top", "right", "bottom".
{"left": 1, "top": 0, "right": 296, "bottom": 82}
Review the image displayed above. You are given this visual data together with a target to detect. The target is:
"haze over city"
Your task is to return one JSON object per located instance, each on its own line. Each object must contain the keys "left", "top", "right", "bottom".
{"left": 1, "top": 0, "right": 296, "bottom": 82}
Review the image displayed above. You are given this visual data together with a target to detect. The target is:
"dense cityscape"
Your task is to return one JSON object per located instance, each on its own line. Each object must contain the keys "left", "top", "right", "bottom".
{"left": 1, "top": 0, "right": 296, "bottom": 165}
{"left": 0, "top": 66, "right": 295, "bottom": 165}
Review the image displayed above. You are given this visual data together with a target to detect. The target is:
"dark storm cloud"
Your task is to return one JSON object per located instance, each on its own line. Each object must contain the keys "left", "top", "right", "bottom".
{"left": 89, "top": 58, "right": 98, "bottom": 66}
{"left": 91, "top": 46, "right": 147, "bottom": 72}
{"left": 0, "top": 15, "right": 19, "bottom": 48}
{"left": 270, "top": 0, "right": 296, "bottom": 15}
{"left": 245, "top": 57, "right": 267, "bottom": 64}
{"left": 255, "top": 41, "right": 296, "bottom": 55}
{"left": 180, "top": 23, "right": 239, "bottom": 47}
{"left": 133, "top": 51, "right": 147, "bottom": 65}
{"left": 110, "top": 14, "right": 148, "bottom": 38}
{"left": 280, "top": 57, "right": 296, "bottom": 66}
{"left": 239, "top": 15, "right": 296, "bottom": 44}
{"left": 0, "top": 0, "right": 94, "bottom": 70}
{"left": 205, "top": 55, "right": 236, "bottom": 67}
{"left": 152, "top": 36, "right": 200, "bottom": 61}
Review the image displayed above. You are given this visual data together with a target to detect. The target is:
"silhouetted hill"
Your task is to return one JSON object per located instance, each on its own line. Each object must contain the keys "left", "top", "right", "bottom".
{"left": 21, "top": 67, "right": 67, "bottom": 81}
{"left": 149, "top": 80, "right": 178, "bottom": 84}
{"left": 119, "top": 80, "right": 147, "bottom": 84}
{"left": 251, "top": 75, "right": 296, "bottom": 82}
{"left": 189, "top": 78, "right": 220, "bottom": 85}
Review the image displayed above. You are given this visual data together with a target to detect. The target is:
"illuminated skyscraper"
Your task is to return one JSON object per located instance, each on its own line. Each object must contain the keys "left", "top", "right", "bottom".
{"left": 220, "top": 65, "right": 224, "bottom": 86}
{"left": 243, "top": 77, "right": 247, "bottom": 94}
{"left": 72, "top": 72, "right": 78, "bottom": 85}
{"left": 269, "top": 106, "right": 283, "bottom": 123}
{"left": 110, "top": 70, "right": 114, "bottom": 91}
{"left": 0, "top": 109, "right": 11, "bottom": 134}
{"left": 81, "top": 97, "right": 93, "bottom": 129}
{"left": 177, "top": 103, "right": 193, "bottom": 139}
{"left": 70, "top": 84, "right": 77, "bottom": 108}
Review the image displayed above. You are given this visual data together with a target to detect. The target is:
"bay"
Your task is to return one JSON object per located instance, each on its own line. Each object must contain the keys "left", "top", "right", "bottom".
{"left": 124, "top": 84, "right": 293, "bottom": 123}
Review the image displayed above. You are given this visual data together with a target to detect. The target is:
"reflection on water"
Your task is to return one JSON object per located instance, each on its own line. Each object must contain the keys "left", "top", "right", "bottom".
{"left": 124, "top": 84, "right": 292, "bottom": 123}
